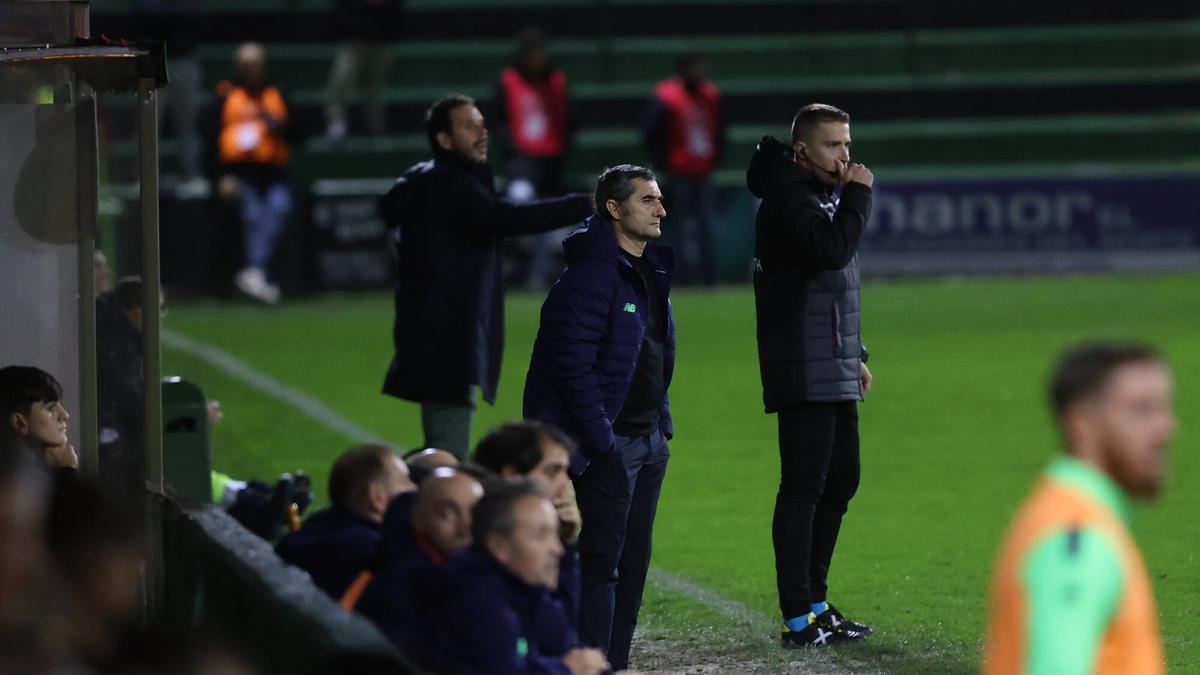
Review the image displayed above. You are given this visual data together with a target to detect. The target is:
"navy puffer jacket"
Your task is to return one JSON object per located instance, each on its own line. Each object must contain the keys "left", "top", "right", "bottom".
{"left": 523, "top": 214, "right": 675, "bottom": 476}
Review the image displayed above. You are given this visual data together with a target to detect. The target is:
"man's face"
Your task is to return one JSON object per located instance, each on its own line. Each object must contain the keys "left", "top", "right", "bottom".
{"left": 525, "top": 440, "right": 570, "bottom": 502}
{"left": 1074, "top": 362, "right": 1176, "bottom": 499}
{"left": 794, "top": 121, "right": 851, "bottom": 187}
{"left": 609, "top": 178, "right": 666, "bottom": 244}
{"left": 10, "top": 400, "right": 69, "bottom": 449}
{"left": 439, "top": 105, "right": 489, "bottom": 163}
{"left": 489, "top": 496, "right": 564, "bottom": 590}
{"left": 414, "top": 473, "right": 483, "bottom": 557}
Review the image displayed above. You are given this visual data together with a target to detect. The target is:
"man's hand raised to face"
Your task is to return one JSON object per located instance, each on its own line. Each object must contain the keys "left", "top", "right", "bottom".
{"left": 844, "top": 163, "right": 873, "bottom": 188}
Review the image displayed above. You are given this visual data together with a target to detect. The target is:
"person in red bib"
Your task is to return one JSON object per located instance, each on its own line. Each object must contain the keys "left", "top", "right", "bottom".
{"left": 493, "top": 29, "right": 576, "bottom": 291}
{"left": 642, "top": 52, "right": 725, "bottom": 286}
{"left": 215, "top": 42, "right": 293, "bottom": 304}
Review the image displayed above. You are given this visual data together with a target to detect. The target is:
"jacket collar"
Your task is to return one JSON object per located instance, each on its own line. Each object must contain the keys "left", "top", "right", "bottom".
{"left": 563, "top": 213, "right": 672, "bottom": 272}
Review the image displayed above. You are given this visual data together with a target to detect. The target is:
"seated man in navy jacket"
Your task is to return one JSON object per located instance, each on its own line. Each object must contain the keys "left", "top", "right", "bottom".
{"left": 414, "top": 481, "right": 609, "bottom": 675}
{"left": 353, "top": 468, "right": 484, "bottom": 647}
{"left": 276, "top": 444, "right": 414, "bottom": 599}
{"left": 473, "top": 420, "right": 583, "bottom": 625}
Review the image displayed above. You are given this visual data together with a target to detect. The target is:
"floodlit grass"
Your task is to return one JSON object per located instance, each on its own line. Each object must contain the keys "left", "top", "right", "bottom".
{"left": 164, "top": 273, "right": 1200, "bottom": 672}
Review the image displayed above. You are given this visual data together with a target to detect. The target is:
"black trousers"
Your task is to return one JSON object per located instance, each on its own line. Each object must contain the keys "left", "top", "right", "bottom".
{"left": 574, "top": 428, "right": 669, "bottom": 671}
{"left": 773, "top": 400, "right": 861, "bottom": 620}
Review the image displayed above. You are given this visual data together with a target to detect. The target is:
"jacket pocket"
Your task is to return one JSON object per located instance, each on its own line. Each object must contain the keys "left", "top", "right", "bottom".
{"left": 831, "top": 303, "right": 843, "bottom": 354}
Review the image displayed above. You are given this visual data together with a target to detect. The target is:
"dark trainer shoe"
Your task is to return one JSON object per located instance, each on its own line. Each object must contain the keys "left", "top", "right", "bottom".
{"left": 817, "top": 604, "right": 873, "bottom": 637}
{"left": 781, "top": 620, "right": 860, "bottom": 648}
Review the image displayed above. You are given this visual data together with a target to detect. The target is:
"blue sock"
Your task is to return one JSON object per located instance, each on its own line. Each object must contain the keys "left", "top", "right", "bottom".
{"left": 784, "top": 613, "right": 815, "bottom": 632}
{"left": 811, "top": 600, "right": 828, "bottom": 616}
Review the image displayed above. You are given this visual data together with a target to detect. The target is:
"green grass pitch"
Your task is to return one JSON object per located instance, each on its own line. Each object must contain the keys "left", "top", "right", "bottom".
{"left": 162, "top": 273, "right": 1200, "bottom": 672}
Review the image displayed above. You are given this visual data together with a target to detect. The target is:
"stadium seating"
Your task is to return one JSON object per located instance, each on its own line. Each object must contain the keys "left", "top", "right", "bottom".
{"left": 89, "top": 0, "right": 1200, "bottom": 286}
{"left": 89, "top": 6, "right": 1200, "bottom": 185}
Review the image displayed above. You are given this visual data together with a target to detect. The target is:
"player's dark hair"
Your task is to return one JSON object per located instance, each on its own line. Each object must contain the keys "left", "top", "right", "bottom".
{"left": 473, "top": 420, "right": 575, "bottom": 476}
{"left": 425, "top": 93, "right": 476, "bottom": 153}
{"left": 471, "top": 479, "right": 546, "bottom": 544}
{"left": 595, "top": 164, "right": 656, "bottom": 218}
{"left": 791, "top": 103, "right": 851, "bottom": 145}
{"left": 0, "top": 366, "right": 62, "bottom": 420}
{"left": 1049, "top": 342, "right": 1163, "bottom": 418}
{"left": 328, "top": 444, "right": 396, "bottom": 511}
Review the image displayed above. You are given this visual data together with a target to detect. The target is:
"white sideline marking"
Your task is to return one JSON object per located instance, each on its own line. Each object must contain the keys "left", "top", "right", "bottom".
{"left": 647, "top": 567, "right": 776, "bottom": 631}
{"left": 162, "top": 329, "right": 774, "bottom": 629}
{"left": 162, "top": 329, "right": 388, "bottom": 446}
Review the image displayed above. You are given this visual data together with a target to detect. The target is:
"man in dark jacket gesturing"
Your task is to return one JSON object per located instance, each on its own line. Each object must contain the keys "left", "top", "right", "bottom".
{"left": 524, "top": 164, "right": 674, "bottom": 670}
{"left": 381, "top": 94, "right": 592, "bottom": 459}
{"left": 746, "top": 103, "right": 875, "bottom": 648}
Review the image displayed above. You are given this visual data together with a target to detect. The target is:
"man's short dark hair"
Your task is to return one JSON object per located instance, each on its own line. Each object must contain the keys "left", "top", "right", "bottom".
{"left": 425, "top": 93, "right": 475, "bottom": 153}
{"left": 328, "top": 444, "right": 395, "bottom": 511}
{"left": 113, "top": 276, "right": 144, "bottom": 312}
{"left": 0, "top": 366, "right": 62, "bottom": 420}
{"left": 1049, "top": 342, "right": 1163, "bottom": 418}
{"left": 471, "top": 479, "right": 546, "bottom": 545}
{"left": 473, "top": 420, "right": 576, "bottom": 476}
{"left": 594, "top": 164, "right": 656, "bottom": 217}
{"left": 791, "top": 103, "right": 851, "bottom": 145}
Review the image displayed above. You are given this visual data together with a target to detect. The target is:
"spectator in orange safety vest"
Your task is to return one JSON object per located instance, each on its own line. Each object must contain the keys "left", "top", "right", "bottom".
{"left": 215, "top": 42, "right": 293, "bottom": 305}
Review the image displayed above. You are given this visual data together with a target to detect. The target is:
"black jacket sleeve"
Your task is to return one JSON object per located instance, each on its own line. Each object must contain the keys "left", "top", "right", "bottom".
{"left": 774, "top": 181, "right": 872, "bottom": 271}
{"left": 454, "top": 172, "right": 592, "bottom": 237}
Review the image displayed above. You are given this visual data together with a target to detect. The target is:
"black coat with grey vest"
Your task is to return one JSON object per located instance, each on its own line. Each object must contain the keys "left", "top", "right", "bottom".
{"left": 746, "top": 136, "right": 871, "bottom": 412}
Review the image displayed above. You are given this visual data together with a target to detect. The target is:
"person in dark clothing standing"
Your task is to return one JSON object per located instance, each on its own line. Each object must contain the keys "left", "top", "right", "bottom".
{"left": 324, "top": 0, "right": 403, "bottom": 139}
{"left": 745, "top": 103, "right": 875, "bottom": 648}
{"left": 524, "top": 164, "right": 674, "bottom": 670}
{"left": 381, "top": 94, "right": 592, "bottom": 459}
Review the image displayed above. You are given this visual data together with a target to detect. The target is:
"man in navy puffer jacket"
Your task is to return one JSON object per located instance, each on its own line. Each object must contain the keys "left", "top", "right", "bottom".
{"left": 523, "top": 164, "right": 675, "bottom": 670}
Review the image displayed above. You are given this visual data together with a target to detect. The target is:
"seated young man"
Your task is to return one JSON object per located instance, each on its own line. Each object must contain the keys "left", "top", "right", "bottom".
{"left": 413, "top": 481, "right": 609, "bottom": 675}
{"left": 0, "top": 366, "right": 78, "bottom": 471}
{"left": 472, "top": 420, "right": 582, "bottom": 623}
{"left": 352, "top": 468, "right": 484, "bottom": 648}
{"left": 276, "top": 444, "right": 414, "bottom": 599}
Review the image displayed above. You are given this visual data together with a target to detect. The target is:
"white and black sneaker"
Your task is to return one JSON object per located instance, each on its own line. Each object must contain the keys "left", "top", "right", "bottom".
{"left": 816, "top": 604, "right": 873, "bottom": 637}
{"left": 781, "top": 620, "right": 859, "bottom": 648}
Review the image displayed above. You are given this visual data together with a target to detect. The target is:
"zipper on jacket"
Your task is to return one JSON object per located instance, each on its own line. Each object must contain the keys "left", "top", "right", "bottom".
{"left": 831, "top": 304, "right": 842, "bottom": 354}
